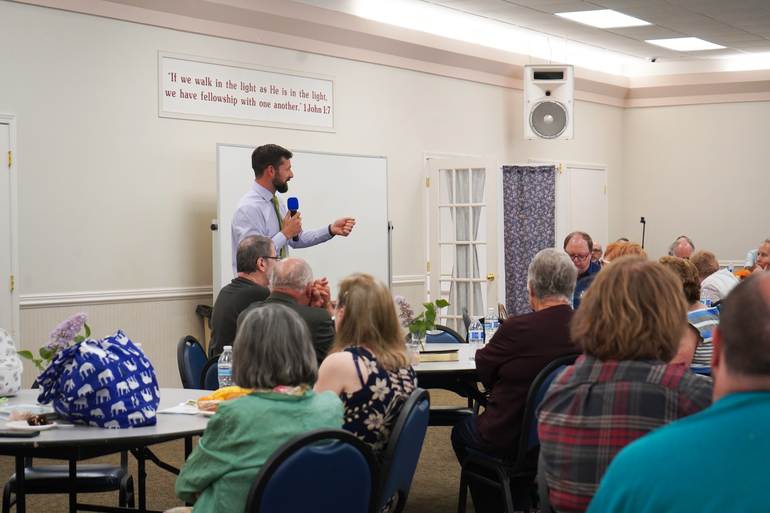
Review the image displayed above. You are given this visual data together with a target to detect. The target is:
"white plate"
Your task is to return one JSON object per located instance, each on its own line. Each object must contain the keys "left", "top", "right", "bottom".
{"left": 199, "top": 410, "right": 215, "bottom": 417}
{"left": 6, "top": 421, "right": 57, "bottom": 431}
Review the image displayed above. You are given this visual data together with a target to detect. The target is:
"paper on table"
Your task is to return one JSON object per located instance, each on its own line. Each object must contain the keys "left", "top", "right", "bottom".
{"left": 158, "top": 403, "right": 201, "bottom": 415}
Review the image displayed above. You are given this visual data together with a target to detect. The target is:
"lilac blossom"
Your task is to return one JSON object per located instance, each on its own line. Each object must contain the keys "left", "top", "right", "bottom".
{"left": 394, "top": 296, "right": 415, "bottom": 328}
{"left": 46, "top": 312, "right": 88, "bottom": 351}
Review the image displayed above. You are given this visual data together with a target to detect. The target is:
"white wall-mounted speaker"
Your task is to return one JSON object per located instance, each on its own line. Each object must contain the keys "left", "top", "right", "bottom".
{"left": 524, "top": 64, "right": 574, "bottom": 140}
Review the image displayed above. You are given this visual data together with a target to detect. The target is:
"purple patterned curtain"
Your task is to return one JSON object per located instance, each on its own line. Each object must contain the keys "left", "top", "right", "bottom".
{"left": 502, "top": 165, "right": 556, "bottom": 316}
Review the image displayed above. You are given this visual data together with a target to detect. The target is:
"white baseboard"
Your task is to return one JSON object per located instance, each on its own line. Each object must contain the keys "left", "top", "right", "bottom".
{"left": 20, "top": 286, "right": 213, "bottom": 308}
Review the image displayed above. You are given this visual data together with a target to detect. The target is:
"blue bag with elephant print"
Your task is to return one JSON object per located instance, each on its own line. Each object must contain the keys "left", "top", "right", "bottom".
{"left": 37, "top": 330, "right": 160, "bottom": 428}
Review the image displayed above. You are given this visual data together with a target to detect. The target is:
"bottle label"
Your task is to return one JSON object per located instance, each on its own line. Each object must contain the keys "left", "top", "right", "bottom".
{"left": 218, "top": 364, "right": 232, "bottom": 375}
{"left": 469, "top": 331, "right": 483, "bottom": 340}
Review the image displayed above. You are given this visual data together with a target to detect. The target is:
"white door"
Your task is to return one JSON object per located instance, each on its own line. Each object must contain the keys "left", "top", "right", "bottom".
{"left": 564, "top": 165, "right": 608, "bottom": 250}
{"left": 547, "top": 162, "right": 608, "bottom": 251}
{"left": 0, "top": 122, "right": 15, "bottom": 337}
{"left": 428, "top": 157, "right": 499, "bottom": 337}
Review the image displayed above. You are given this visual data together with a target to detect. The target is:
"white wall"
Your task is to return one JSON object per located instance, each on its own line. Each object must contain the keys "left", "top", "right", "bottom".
{"left": 0, "top": 2, "right": 629, "bottom": 385}
{"left": 624, "top": 102, "right": 770, "bottom": 261}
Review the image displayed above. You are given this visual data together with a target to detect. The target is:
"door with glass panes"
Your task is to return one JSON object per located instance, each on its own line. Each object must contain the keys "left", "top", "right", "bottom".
{"left": 428, "top": 157, "right": 499, "bottom": 338}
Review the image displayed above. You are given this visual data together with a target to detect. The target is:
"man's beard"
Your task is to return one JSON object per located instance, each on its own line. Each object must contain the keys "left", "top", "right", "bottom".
{"left": 273, "top": 176, "right": 289, "bottom": 193}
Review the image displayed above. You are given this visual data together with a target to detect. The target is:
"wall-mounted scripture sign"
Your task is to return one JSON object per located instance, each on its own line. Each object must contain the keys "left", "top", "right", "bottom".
{"left": 159, "top": 52, "right": 335, "bottom": 132}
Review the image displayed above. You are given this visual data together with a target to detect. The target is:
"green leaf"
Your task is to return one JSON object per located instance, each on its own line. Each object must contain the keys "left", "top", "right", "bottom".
{"left": 39, "top": 348, "right": 53, "bottom": 360}
{"left": 435, "top": 299, "right": 450, "bottom": 308}
{"left": 84, "top": 323, "right": 91, "bottom": 338}
{"left": 17, "top": 350, "right": 34, "bottom": 360}
{"left": 35, "top": 361, "right": 46, "bottom": 373}
{"left": 73, "top": 335, "right": 84, "bottom": 343}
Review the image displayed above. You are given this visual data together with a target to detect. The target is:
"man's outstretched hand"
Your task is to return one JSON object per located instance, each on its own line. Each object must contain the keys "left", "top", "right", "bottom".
{"left": 331, "top": 217, "right": 356, "bottom": 237}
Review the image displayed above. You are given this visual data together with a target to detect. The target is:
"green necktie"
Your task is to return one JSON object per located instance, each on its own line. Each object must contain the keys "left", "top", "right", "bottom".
{"left": 270, "top": 196, "right": 287, "bottom": 258}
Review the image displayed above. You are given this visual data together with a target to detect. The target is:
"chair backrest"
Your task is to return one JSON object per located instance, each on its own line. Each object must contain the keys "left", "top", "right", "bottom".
{"left": 200, "top": 356, "right": 220, "bottom": 391}
{"left": 461, "top": 308, "right": 472, "bottom": 333}
{"left": 428, "top": 324, "right": 465, "bottom": 343}
{"left": 514, "top": 353, "right": 581, "bottom": 469}
{"left": 245, "top": 428, "right": 379, "bottom": 513}
{"left": 177, "top": 335, "right": 207, "bottom": 389}
{"left": 377, "top": 388, "right": 431, "bottom": 513}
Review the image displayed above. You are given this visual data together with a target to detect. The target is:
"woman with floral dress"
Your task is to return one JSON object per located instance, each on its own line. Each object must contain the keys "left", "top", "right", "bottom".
{"left": 314, "top": 273, "right": 417, "bottom": 458}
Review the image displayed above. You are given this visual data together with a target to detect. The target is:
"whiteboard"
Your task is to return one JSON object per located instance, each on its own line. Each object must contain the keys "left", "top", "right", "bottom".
{"left": 215, "top": 144, "right": 390, "bottom": 301}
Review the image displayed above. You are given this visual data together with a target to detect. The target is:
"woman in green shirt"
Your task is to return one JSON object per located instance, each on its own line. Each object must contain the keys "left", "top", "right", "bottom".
{"left": 174, "top": 303, "right": 343, "bottom": 513}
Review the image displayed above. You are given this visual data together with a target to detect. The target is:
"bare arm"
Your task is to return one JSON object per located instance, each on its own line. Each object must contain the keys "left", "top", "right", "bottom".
{"left": 314, "top": 352, "right": 367, "bottom": 395}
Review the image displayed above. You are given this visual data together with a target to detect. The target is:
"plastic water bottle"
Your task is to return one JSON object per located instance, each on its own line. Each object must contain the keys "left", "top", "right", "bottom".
{"left": 468, "top": 319, "right": 484, "bottom": 361}
{"left": 218, "top": 345, "right": 233, "bottom": 388}
{"left": 484, "top": 308, "right": 499, "bottom": 343}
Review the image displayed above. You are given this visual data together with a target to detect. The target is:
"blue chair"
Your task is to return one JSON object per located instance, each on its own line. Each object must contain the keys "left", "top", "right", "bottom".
{"left": 244, "top": 428, "right": 379, "bottom": 513}
{"left": 457, "top": 353, "right": 581, "bottom": 513}
{"left": 425, "top": 324, "right": 465, "bottom": 344}
{"left": 691, "top": 366, "right": 711, "bottom": 376}
{"left": 200, "top": 356, "right": 220, "bottom": 391}
{"left": 177, "top": 335, "right": 207, "bottom": 389}
{"left": 376, "top": 388, "right": 431, "bottom": 513}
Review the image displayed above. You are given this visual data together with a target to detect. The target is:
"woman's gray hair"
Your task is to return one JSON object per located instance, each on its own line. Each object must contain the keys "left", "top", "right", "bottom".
{"left": 269, "top": 257, "right": 313, "bottom": 292}
{"left": 232, "top": 303, "right": 317, "bottom": 388}
{"left": 527, "top": 248, "right": 578, "bottom": 302}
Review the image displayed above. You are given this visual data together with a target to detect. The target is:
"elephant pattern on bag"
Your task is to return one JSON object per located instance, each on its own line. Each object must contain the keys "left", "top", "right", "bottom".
{"left": 37, "top": 330, "right": 159, "bottom": 428}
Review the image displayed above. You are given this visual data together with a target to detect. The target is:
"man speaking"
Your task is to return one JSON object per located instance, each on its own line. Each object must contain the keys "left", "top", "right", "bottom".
{"left": 231, "top": 144, "right": 356, "bottom": 275}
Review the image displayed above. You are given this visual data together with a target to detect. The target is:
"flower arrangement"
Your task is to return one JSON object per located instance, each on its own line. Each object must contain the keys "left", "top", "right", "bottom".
{"left": 394, "top": 296, "right": 450, "bottom": 343}
{"left": 18, "top": 312, "right": 90, "bottom": 373}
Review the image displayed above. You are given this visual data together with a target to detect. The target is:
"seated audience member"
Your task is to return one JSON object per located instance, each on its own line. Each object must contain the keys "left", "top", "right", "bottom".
{"left": 563, "top": 231, "right": 601, "bottom": 308}
{"left": 451, "top": 249, "right": 581, "bottom": 513}
{"left": 314, "top": 273, "right": 416, "bottom": 457}
{"left": 602, "top": 240, "right": 647, "bottom": 264}
{"left": 745, "top": 248, "right": 758, "bottom": 266}
{"left": 659, "top": 256, "right": 719, "bottom": 368}
{"left": 587, "top": 272, "right": 770, "bottom": 513}
{"left": 668, "top": 323, "right": 701, "bottom": 369}
{"left": 689, "top": 250, "right": 739, "bottom": 303}
{"left": 238, "top": 257, "right": 334, "bottom": 366}
{"left": 749, "top": 238, "right": 770, "bottom": 274}
{"left": 668, "top": 235, "right": 695, "bottom": 259}
{"left": 537, "top": 257, "right": 713, "bottom": 513}
{"left": 590, "top": 242, "right": 603, "bottom": 265}
{"left": 175, "top": 303, "right": 343, "bottom": 513}
{"left": 209, "top": 235, "right": 274, "bottom": 358}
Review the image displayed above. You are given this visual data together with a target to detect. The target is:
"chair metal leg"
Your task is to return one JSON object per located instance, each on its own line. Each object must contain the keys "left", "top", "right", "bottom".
{"left": 2, "top": 480, "right": 12, "bottom": 513}
{"left": 14, "top": 456, "right": 25, "bottom": 513}
{"left": 457, "top": 470, "right": 469, "bottom": 513}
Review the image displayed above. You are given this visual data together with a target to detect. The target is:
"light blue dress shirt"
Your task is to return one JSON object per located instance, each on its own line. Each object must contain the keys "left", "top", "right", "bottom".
{"left": 231, "top": 181, "right": 332, "bottom": 275}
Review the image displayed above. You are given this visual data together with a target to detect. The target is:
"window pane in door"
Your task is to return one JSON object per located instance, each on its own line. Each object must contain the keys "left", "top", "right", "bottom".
{"left": 439, "top": 168, "right": 453, "bottom": 204}
{"left": 455, "top": 169, "right": 469, "bottom": 204}
{"left": 456, "top": 245, "right": 469, "bottom": 279}
{"left": 456, "top": 207, "right": 469, "bottom": 242}
{"left": 472, "top": 168, "right": 486, "bottom": 203}
{"left": 439, "top": 207, "right": 454, "bottom": 242}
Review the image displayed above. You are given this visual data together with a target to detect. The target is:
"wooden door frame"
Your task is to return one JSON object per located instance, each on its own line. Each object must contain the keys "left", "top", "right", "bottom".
{"left": 0, "top": 113, "right": 20, "bottom": 343}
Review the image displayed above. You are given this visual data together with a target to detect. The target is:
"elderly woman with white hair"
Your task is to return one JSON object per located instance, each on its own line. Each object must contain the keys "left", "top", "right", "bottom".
{"left": 450, "top": 248, "right": 582, "bottom": 513}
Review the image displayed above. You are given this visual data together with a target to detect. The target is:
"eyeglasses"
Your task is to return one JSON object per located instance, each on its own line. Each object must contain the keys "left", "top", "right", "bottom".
{"left": 260, "top": 256, "right": 282, "bottom": 261}
{"left": 591, "top": 249, "right": 602, "bottom": 254}
{"left": 567, "top": 253, "right": 590, "bottom": 262}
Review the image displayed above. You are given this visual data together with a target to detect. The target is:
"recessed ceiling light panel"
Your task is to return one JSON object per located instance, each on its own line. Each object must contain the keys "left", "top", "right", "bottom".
{"left": 646, "top": 37, "right": 726, "bottom": 51}
{"left": 555, "top": 9, "right": 651, "bottom": 28}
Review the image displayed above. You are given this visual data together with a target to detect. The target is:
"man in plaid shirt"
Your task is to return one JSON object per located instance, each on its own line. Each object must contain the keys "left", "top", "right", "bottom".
{"left": 537, "top": 257, "right": 713, "bottom": 513}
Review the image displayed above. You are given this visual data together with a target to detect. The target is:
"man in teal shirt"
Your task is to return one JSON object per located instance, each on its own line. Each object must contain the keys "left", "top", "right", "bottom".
{"left": 588, "top": 272, "right": 770, "bottom": 513}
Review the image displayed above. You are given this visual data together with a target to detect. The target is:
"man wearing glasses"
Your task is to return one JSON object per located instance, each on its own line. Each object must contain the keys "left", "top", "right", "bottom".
{"left": 564, "top": 231, "right": 602, "bottom": 308}
{"left": 210, "top": 235, "right": 278, "bottom": 357}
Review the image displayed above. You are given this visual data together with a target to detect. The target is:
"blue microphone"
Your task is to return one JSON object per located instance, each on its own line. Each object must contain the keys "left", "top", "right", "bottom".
{"left": 287, "top": 197, "right": 299, "bottom": 241}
